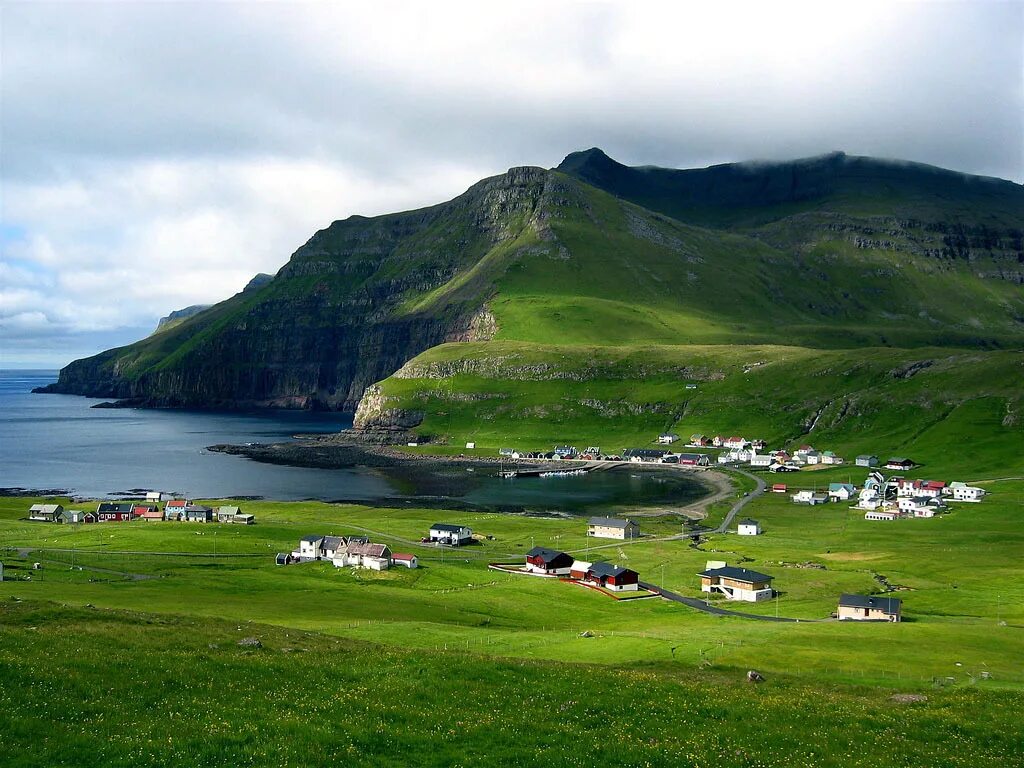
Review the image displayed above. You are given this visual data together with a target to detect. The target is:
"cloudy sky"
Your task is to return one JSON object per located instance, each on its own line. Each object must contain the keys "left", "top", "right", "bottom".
{"left": 2, "top": 1, "right": 1022, "bottom": 367}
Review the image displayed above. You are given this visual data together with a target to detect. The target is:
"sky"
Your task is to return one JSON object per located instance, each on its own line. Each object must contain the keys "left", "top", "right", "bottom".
{"left": 2, "top": 1, "right": 1022, "bottom": 368}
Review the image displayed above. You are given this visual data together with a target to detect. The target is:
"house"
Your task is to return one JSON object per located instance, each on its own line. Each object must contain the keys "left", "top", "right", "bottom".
{"left": 897, "top": 479, "right": 944, "bottom": 499}
{"left": 587, "top": 517, "right": 640, "bottom": 540}
{"left": 684, "top": 383, "right": 698, "bottom": 390}
{"left": 791, "top": 490, "right": 828, "bottom": 505}
{"left": 217, "top": 505, "right": 241, "bottom": 522}
{"left": 465, "top": 442, "right": 476, "bottom": 450}
{"left": 184, "top": 505, "right": 213, "bottom": 523}
{"left": 885, "top": 457, "right": 915, "bottom": 471}
{"left": 803, "top": 451, "right": 821, "bottom": 465}
{"left": 698, "top": 566, "right": 773, "bottom": 602}
{"left": 275, "top": 553, "right": 294, "bottom": 566}
{"left": 392, "top": 553, "right": 418, "bottom": 569}
{"left": 689, "top": 434, "right": 711, "bottom": 447}
{"left": 855, "top": 455, "right": 879, "bottom": 467}
{"left": 96, "top": 502, "right": 135, "bottom": 522}
{"left": 677, "top": 453, "right": 711, "bottom": 466}
{"left": 750, "top": 439, "right": 767, "bottom": 451}
{"left": 946, "top": 481, "right": 985, "bottom": 502}
{"left": 828, "top": 483, "right": 857, "bottom": 502}
{"left": 711, "top": 435, "right": 724, "bottom": 447}
{"left": 28, "top": 503, "right": 64, "bottom": 522}
{"left": 553, "top": 446, "right": 577, "bottom": 458}
{"left": 429, "top": 523, "right": 474, "bottom": 546}
{"left": 718, "top": 449, "right": 753, "bottom": 464}
{"left": 623, "top": 448, "right": 667, "bottom": 463}
{"left": 524, "top": 547, "right": 574, "bottom": 575}
{"left": 59, "top": 509, "right": 90, "bottom": 524}
{"left": 750, "top": 454, "right": 774, "bottom": 468}
{"left": 295, "top": 536, "right": 323, "bottom": 560}
{"left": 771, "top": 483, "right": 787, "bottom": 493}
{"left": 898, "top": 496, "right": 946, "bottom": 518}
{"left": 165, "top": 499, "right": 188, "bottom": 520}
{"left": 498, "top": 448, "right": 517, "bottom": 457}
{"left": 320, "top": 536, "right": 346, "bottom": 559}
{"left": 138, "top": 508, "right": 164, "bottom": 521}
{"left": 578, "top": 562, "right": 640, "bottom": 592}
{"left": 820, "top": 450, "right": 843, "bottom": 465}
{"left": 770, "top": 463, "right": 799, "bottom": 473}
{"left": 837, "top": 594, "right": 902, "bottom": 622}
{"left": 864, "top": 508, "right": 902, "bottom": 521}
{"left": 584, "top": 446, "right": 601, "bottom": 456}
{"left": 737, "top": 519, "right": 761, "bottom": 536}
{"left": 333, "top": 541, "right": 392, "bottom": 570}
{"left": 657, "top": 433, "right": 680, "bottom": 445}
{"left": 132, "top": 504, "right": 159, "bottom": 519}
{"left": 794, "top": 445, "right": 815, "bottom": 456}
{"left": 146, "top": 491, "right": 174, "bottom": 502}
{"left": 723, "top": 436, "right": 749, "bottom": 449}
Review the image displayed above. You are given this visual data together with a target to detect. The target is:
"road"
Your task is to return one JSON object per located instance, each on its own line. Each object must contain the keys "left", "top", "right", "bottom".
{"left": 701, "top": 466, "right": 767, "bottom": 534}
{"left": 639, "top": 580, "right": 819, "bottom": 622}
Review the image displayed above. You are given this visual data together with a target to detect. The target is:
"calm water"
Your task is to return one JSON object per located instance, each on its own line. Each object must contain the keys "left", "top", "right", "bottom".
{"left": 0, "top": 371, "right": 706, "bottom": 511}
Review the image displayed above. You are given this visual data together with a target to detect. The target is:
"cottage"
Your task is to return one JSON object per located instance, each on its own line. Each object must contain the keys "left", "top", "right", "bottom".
{"left": 698, "top": 566, "right": 773, "bottom": 602}
{"left": 828, "top": 483, "right": 856, "bottom": 502}
{"left": 820, "top": 450, "right": 843, "bottom": 465}
{"left": 465, "top": 442, "right": 476, "bottom": 449}
{"left": 59, "top": 509, "right": 91, "bottom": 524}
{"left": 855, "top": 455, "right": 879, "bottom": 467}
{"left": 885, "top": 457, "right": 915, "bottom": 471}
{"left": 392, "top": 553, "right": 418, "bottom": 569}
{"left": 334, "top": 541, "right": 392, "bottom": 570}
{"left": 737, "top": 519, "right": 761, "bottom": 536}
{"left": 132, "top": 504, "right": 159, "bottom": 519}
{"left": 217, "top": 505, "right": 241, "bottom": 523}
{"left": 750, "top": 439, "right": 767, "bottom": 451}
{"left": 723, "top": 436, "right": 749, "bottom": 450}
{"left": 837, "top": 594, "right": 902, "bottom": 622}
{"left": 95, "top": 502, "right": 135, "bottom": 522}
{"left": 138, "top": 508, "right": 164, "bottom": 521}
{"left": 771, "top": 483, "right": 787, "bottom": 493}
{"left": 898, "top": 496, "right": 946, "bottom": 518}
{"left": 28, "top": 503, "right": 64, "bottom": 522}
{"left": 689, "top": 434, "right": 711, "bottom": 447}
{"left": 579, "top": 562, "right": 639, "bottom": 592}
{"left": 183, "top": 505, "right": 213, "bottom": 523}
{"left": 791, "top": 490, "right": 828, "bottom": 505}
{"left": 587, "top": 516, "right": 640, "bottom": 540}
{"left": 677, "top": 453, "right": 711, "bottom": 466}
{"left": 711, "top": 435, "right": 725, "bottom": 447}
{"left": 275, "top": 553, "right": 294, "bottom": 566}
{"left": 623, "top": 448, "right": 666, "bottom": 463}
{"left": 296, "top": 536, "right": 323, "bottom": 560}
{"left": 165, "top": 499, "right": 188, "bottom": 520}
{"left": 429, "top": 523, "right": 474, "bottom": 546}
{"left": 794, "top": 445, "right": 815, "bottom": 456}
{"left": 524, "top": 547, "right": 574, "bottom": 575}
{"left": 803, "top": 451, "right": 821, "bottom": 465}
{"left": 320, "top": 536, "right": 346, "bottom": 559}
{"left": 946, "top": 481, "right": 985, "bottom": 502}
{"left": 657, "top": 433, "right": 680, "bottom": 445}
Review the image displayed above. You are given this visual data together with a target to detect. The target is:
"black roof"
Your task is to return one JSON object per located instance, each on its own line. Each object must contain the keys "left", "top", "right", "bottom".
{"left": 321, "top": 536, "right": 345, "bottom": 550}
{"left": 698, "top": 566, "right": 772, "bottom": 583}
{"left": 526, "top": 546, "right": 571, "bottom": 563}
{"left": 97, "top": 502, "right": 134, "bottom": 513}
{"left": 738, "top": 518, "right": 758, "bottom": 526}
{"left": 623, "top": 448, "right": 667, "bottom": 457}
{"left": 587, "top": 562, "right": 635, "bottom": 578}
{"left": 588, "top": 516, "right": 634, "bottom": 528}
{"left": 838, "top": 593, "right": 902, "bottom": 613}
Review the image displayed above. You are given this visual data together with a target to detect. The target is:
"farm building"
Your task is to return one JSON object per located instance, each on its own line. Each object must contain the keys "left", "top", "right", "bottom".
{"left": 392, "top": 553, "right": 418, "bottom": 569}
{"left": 837, "top": 594, "right": 902, "bottom": 622}
{"left": 96, "top": 502, "right": 135, "bottom": 522}
{"left": 587, "top": 517, "right": 640, "bottom": 540}
{"left": 333, "top": 541, "right": 392, "bottom": 571}
{"left": 623, "top": 448, "right": 667, "bottom": 462}
{"left": 577, "top": 562, "right": 639, "bottom": 592}
{"left": 28, "top": 503, "right": 64, "bottom": 522}
{"left": 217, "top": 506, "right": 241, "bottom": 522}
{"left": 183, "top": 505, "right": 213, "bottom": 523}
{"left": 524, "top": 547, "right": 574, "bottom": 575}
{"left": 771, "top": 483, "right": 787, "bottom": 493}
{"left": 855, "top": 455, "right": 879, "bottom": 467}
{"left": 275, "top": 553, "right": 294, "bottom": 566}
{"left": 677, "top": 453, "right": 710, "bottom": 466}
{"left": 429, "top": 523, "right": 474, "bottom": 546}
{"left": 698, "top": 566, "right": 773, "bottom": 602}
{"left": 946, "top": 482, "right": 985, "bottom": 502}
{"left": 59, "top": 510, "right": 93, "bottom": 524}
{"left": 886, "top": 457, "right": 915, "bottom": 470}
{"left": 864, "top": 508, "right": 902, "bottom": 521}
{"left": 737, "top": 519, "right": 761, "bottom": 536}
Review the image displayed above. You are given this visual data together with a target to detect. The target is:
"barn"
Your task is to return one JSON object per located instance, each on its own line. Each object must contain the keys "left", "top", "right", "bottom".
{"left": 524, "top": 547, "right": 574, "bottom": 575}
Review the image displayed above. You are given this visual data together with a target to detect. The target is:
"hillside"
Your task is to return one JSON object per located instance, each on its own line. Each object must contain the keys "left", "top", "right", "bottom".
{"left": 36, "top": 150, "right": 1024, "bottom": 420}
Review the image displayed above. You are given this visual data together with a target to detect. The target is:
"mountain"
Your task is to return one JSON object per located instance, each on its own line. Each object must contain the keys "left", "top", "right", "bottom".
{"left": 36, "top": 150, "right": 1024, "bottom": 417}
{"left": 154, "top": 304, "right": 212, "bottom": 334}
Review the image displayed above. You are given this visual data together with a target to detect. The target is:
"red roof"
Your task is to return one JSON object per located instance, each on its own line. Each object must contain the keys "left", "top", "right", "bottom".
{"left": 140, "top": 510, "right": 163, "bottom": 519}
{"left": 166, "top": 500, "right": 187, "bottom": 507}
{"left": 922, "top": 480, "right": 946, "bottom": 490}
{"left": 392, "top": 553, "right": 416, "bottom": 561}
{"left": 772, "top": 484, "right": 787, "bottom": 491}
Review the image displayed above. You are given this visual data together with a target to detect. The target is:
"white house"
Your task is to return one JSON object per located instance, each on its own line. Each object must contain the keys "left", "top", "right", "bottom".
{"left": 898, "top": 496, "right": 946, "bottom": 517}
{"left": 723, "top": 437, "right": 749, "bottom": 450}
{"left": 855, "top": 455, "right": 879, "bottom": 467}
{"left": 828, "top": 483, "right": 856, "bottom": 502}
{"left": 803, "top": 451, "right": 821, "bottom": 465}
{"left": 429, "top": 523, "right": 474, "bottom": 546}
{"left": 864, "top": 507, "right": 903, "bottom": 521}
{"left": 698, "top": 566, "right": 773, "bottom": 602}
{"left": 392, "top": 553, "right": 418, "bottom": 569}
{"left": 820, "top": 451, "right": 843, "bottom": 465}
{"left": 296, "top": 535, "right": 323, "bottom": 560}
{"left": 587, "top": 517, "right": 640, "bottom": 539}
{"left": 28, "top": 503, "right": 64, "bottom": 522}
{"left": 792, "top": 490, "right": 829, "bottom": 505}
{"left": 750, "top": 454, "right": 774, "bottom": 468}
{"left": 333, "top": 541, "right": 392, "bottom": 570}
{"left": 657, "top": 433, "right": 679, "bottom": 445}
{"left": 946, "top": 482, "right": 985, "bottom": 502}
{"left": 737, "top": 519, "right": 761, "bottom": 536}
{"left": 856, "top": 488, "right": 880, "bottom": 510}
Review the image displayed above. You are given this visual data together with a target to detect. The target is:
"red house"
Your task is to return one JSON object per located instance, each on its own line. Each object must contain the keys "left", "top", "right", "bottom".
{"left": 579, "top": 562, "right": 639, "bottom": 592}
{"left": 132, "top": 504, "right": 159, "bottom": 518}
{"left": 772, "top": 483, "right": 788, "bottom": 493}
{"left": 525, "top": 547, "right": 574, "bottom": 575}
{"left": 95, "top": 502, "right": 135, "bottom": 522}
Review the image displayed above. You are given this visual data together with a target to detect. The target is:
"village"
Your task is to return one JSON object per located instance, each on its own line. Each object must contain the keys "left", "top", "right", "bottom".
{"left": 27, "top": 493, "right": 256, "bottom": 526}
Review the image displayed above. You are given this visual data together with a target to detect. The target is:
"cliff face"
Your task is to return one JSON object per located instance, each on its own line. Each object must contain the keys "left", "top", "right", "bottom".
{"left": 39, "top": 167, "right": 548, "bottom": 410}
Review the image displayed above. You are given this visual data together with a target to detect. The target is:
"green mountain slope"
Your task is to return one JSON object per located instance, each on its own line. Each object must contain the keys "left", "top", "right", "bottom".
{"left": 38, "top": 150, "right": 1024, "bottom": 429}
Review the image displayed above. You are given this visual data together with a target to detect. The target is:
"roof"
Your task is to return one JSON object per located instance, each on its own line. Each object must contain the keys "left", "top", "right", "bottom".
{"left": 856, "top": 454, "right": 878, "bottom": 460}
{"left": 184, "top": 505, "right": 212, "bottom": 513}
{"left": 526, "top": 546, "right": 570, "bottom": 563}
{"left": 678, "top": 453, "right": 707, "bottom": 460}
{"left": 30, "top": 504, "right": 62, "bottom": 514}
{"left": 887, "top": 457, "right": 912, "bottom": 463}
{"left": 738, "top": 518, "right": 759, "bottom": 526}
{"left": 300, "top": 535, "right": 324, "bottom": 543}
{"left": 392, "top": 553, "right": 416, "bottom": 561}
{"left": 166, "top": 499, "right": 187, "bottom": 507}
{"left": 838, "top": 593, "right": 901, "bottom": 613}
{"left": 623, "top": 448, "right": 666, "bottom": 457}
{"left": 587, "top": 562, "right": 634, "bottom": 579}
{"left": 431, "top": 523, "right": 468, "bottom": 533}
{"left": 218, "top": 505, "right": 240, "bottom": 515}
{"left": 321, "top": 536, "right": 345, "bottom": 551}
{"left": 829, "top": 483, "right": 856, "bottom": 492}
{"left": 345, "top": 541, "right": 390, "bottom": 558}
{"left": 97, "top": 502, "right": 135, "bottom": 513}
{"left": 587, "top": 516, "right": 635, "bottom": 528}
{"left": 699, "top": 566, "right": 772, "bottom": 584}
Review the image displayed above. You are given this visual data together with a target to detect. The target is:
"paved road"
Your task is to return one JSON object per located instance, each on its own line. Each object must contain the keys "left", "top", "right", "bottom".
{"left": 639, "top": 580, "right": 812, "bottom": 622}
{"left": 700, "top": 466, "right": 767, "bottom": 534}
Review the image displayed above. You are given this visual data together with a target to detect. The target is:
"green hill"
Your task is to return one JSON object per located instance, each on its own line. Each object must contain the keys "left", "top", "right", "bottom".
{"left": 37, "top": 150, "right": 1024, "bottom": 465}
